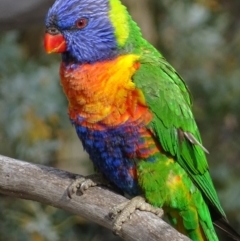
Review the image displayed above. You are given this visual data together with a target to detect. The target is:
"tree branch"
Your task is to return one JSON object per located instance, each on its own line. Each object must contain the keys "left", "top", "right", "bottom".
{"left": 0, "top": 154, "right": 190, "bottom": 241}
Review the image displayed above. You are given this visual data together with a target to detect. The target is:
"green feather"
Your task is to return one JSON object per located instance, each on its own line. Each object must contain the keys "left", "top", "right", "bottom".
{"left": 133, "top": 51, "right": 226, "bottom": 217}
{"left": 130, "top": 46, "right": 229, "bottom": 240}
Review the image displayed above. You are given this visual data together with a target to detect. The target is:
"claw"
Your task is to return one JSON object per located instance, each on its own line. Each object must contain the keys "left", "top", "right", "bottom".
{"left": 67, "top": 176, "right": 86, "bottom": 198}
{"left": 109, "top": 196, "right": 164, "bottom": 234}
{"left": 67, "top": 173, "right": 109, "bottom": 198}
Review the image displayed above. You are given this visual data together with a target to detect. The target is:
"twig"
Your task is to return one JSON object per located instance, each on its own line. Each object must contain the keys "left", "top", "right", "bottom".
{"left": 0, "top": 154, "right": 190, "bottom": 241}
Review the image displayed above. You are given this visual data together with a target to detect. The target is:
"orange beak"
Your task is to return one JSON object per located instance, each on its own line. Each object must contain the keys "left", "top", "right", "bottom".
{"left": 44, "top": 33, "right": 67, "bottom": 53}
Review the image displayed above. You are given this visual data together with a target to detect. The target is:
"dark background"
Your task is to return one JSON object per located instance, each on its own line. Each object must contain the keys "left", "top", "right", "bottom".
{"left": 0, "top": 0, "right": 239, "bottom": 240}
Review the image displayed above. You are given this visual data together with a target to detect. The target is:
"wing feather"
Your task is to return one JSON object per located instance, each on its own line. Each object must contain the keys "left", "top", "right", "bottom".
{"left": 133, "top": 53, "right": 226, "bottom": 219}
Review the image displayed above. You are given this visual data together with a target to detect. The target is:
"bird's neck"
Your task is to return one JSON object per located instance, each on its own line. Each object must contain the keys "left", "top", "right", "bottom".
{"left": 60, "top": 54, "right": 151, "bottom": 129}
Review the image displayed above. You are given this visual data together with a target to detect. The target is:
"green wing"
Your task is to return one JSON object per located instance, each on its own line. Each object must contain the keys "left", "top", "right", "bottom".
{"left": 133, "top": 52, "right": 226, "bottom": 219}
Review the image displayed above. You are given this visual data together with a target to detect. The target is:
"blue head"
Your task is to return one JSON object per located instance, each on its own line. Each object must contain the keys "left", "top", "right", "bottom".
{"left": 44, "top": 0, "right": 127, "bottom": 64}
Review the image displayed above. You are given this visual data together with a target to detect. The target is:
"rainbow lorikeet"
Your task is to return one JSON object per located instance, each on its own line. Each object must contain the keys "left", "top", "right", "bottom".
{"left": 44, "top": 0, "right": 240, "bottom": 240}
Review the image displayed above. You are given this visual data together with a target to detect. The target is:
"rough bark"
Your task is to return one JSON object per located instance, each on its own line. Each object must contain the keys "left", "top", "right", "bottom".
{"left": 0, "top": 154, "right": 190, "bottom": 241}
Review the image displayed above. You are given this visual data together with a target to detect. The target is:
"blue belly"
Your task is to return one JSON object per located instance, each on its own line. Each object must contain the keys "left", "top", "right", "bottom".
{"left": 73, "top": 120, "right": 143, "bottom": 196}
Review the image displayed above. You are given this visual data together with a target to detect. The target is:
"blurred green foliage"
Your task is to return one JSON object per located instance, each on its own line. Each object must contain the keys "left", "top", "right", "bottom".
{"left": 0, "top": 0, "right": 240, "bottom": 240}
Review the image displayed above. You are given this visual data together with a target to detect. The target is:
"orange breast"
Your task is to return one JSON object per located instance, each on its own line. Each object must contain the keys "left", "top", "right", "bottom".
{"left": 60, "top": 54, "right": 152, "bottom": 129}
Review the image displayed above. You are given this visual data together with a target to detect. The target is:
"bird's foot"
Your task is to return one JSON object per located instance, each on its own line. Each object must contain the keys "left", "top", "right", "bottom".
{"left": 67, "top": 173, "right": 108, "bottom": 198}
{"left": 109, "top": 196, "right": 164, "bottom": 234}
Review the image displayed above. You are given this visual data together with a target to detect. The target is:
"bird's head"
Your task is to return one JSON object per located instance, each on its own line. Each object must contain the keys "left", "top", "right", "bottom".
{"left": 44, "top": 0, "right": 142, "bottom": 64}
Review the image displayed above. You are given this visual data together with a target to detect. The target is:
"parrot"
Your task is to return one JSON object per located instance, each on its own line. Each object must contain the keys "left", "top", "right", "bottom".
{"left": 44, "top": 0, "right": 240, "bottom": 240}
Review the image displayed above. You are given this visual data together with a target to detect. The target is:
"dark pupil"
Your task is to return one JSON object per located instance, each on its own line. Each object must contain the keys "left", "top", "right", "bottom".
{"left": 77, "top": 19, "right": 87, "bottom": 28}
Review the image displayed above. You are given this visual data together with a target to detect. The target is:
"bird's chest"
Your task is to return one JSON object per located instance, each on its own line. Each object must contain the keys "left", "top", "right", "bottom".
{"left": 59, "top": 55, "right": 145, "bottom": 126}
{"left": 59, "top": 56, "right": 155, "bottom": 195}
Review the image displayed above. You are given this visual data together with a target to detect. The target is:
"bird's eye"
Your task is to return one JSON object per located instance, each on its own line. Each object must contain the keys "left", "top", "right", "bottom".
{"left": 76, "top": 18, "right": 88, "bottom": 29}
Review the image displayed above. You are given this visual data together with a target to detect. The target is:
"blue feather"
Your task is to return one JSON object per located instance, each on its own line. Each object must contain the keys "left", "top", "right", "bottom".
{"left": 72, "top": 116, "right": 146, "bottom": 196}
{"left": 45, "top": 0, "right": 118, "bottom": 63}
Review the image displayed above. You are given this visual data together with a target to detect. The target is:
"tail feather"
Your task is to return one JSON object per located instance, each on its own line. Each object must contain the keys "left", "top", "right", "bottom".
{"left": 214, "top": 218, "right": 240, "bottom": 241}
